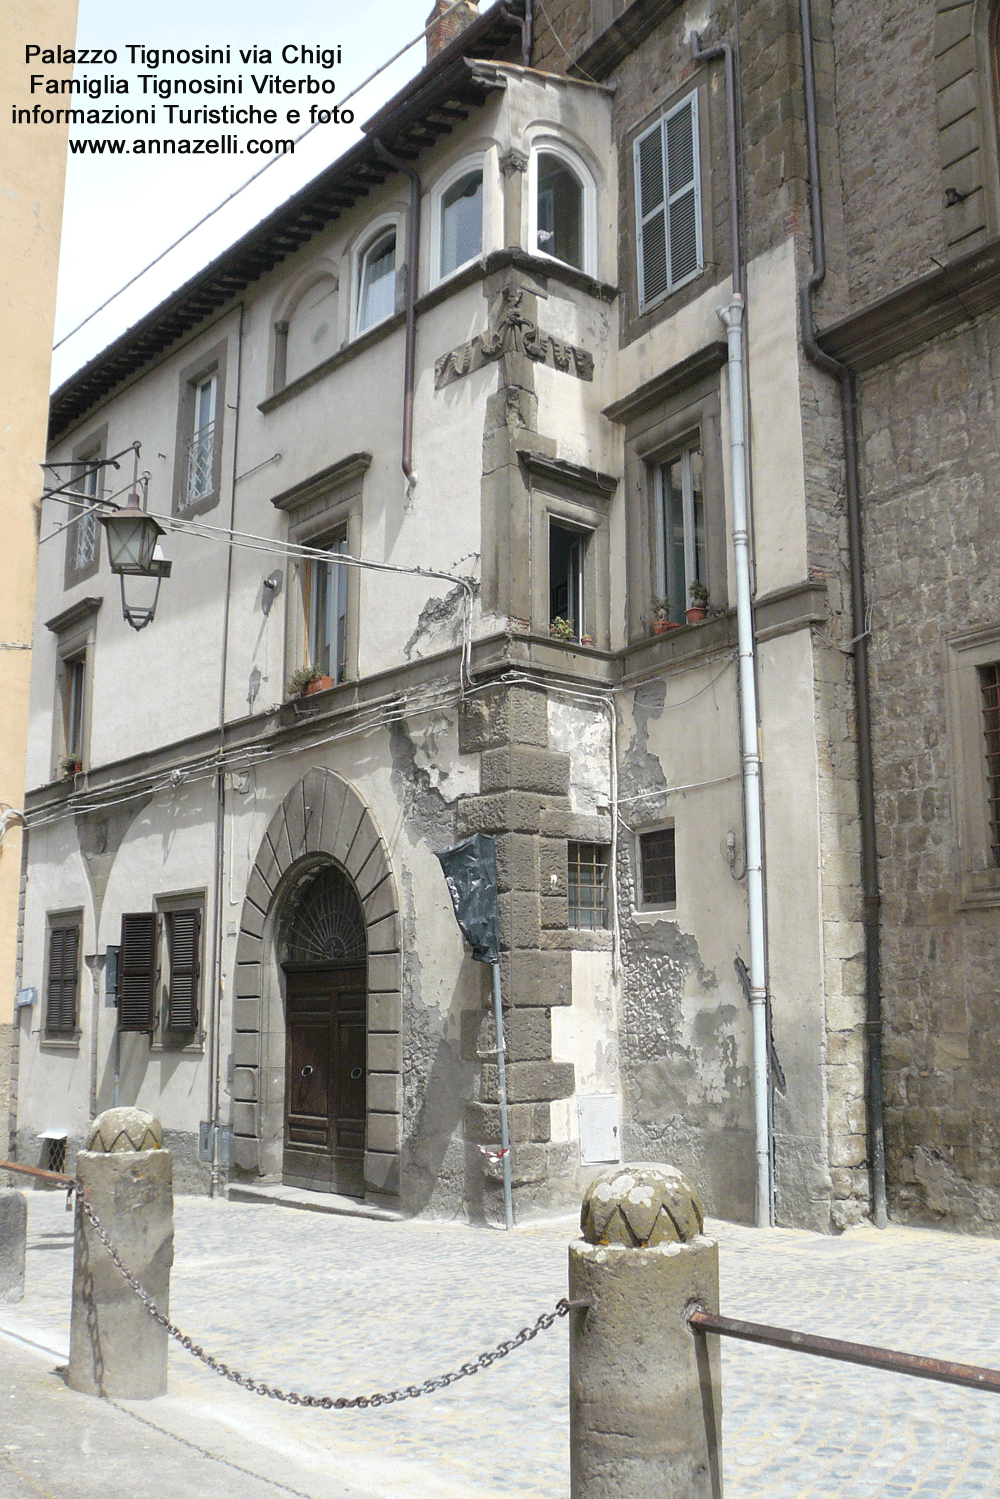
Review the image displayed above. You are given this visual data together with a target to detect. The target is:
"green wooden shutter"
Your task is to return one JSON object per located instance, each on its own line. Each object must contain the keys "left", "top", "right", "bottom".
{"left": 46, "top": 926, "right": 79, "bottom": 1034}
{"left": 166, "top": 910, "right": 200, "bottom": 1031}
{"left": 118, "top": 913, "right": 157, "bottom": 1032}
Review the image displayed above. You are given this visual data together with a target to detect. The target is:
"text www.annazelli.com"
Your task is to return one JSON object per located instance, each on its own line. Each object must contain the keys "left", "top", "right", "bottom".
{"left": 68, "top": 136, "right": 294, "bottom": 155}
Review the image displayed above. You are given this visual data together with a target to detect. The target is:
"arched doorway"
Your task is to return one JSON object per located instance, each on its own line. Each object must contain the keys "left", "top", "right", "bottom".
{"left": 279, "top": 863, "right": 368, "bottom": 1197}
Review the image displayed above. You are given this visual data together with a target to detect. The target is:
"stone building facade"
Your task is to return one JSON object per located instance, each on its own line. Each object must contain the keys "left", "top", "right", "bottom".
{"left": 12, "top": 0, "right": 1000, "bottom": 1233}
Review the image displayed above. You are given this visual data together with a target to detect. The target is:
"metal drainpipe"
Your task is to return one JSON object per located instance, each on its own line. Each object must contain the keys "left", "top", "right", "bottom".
{"left": 208, "top": 301, "right": 244, "bottom": 1197}
{"left": 373, "top": 139, "right": 421, "bottom": 502}
{"left": 500, "top": 0, "right": 533, "bottom": 66}
{"left": 691, "top": 35, "right": 741, "bottom": 297}
{"left": 693, "top": 33, "right": 772, "bottom": 1225}
{"left": 798, "top": 0, "right": 886, "bottom": 1229}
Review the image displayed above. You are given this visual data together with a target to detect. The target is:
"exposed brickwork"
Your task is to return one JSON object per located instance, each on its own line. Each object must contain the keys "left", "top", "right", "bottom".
{"left": 831, "top": 0, "right": 948, "bottom": 308}
{"left": 861, "top": 314, "right": 1000, "bottom": 1231}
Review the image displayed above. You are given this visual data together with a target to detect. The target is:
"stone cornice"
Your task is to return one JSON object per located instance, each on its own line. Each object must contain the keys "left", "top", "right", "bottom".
{"left": 44, "top": 596, "right": 102, "bottom": 635}
{"left": 269, "top": 453, "right": 372, "bottom": 513}
{"left": 817, "top": 237, "right": 1000, "bottom": 371}
{"left": 602, "top": 342, "right": 728, "bottom": 424}
{"left": 516, "top": 450, "right": 618, "bottom": 496}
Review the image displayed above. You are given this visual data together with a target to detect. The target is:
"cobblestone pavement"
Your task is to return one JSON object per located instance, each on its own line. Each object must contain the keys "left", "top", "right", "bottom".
{"left": 2, "top": 1190, "right": 1000, "bottom": 1498}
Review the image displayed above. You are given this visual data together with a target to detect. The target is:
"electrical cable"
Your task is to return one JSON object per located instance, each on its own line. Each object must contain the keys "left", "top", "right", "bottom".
{"left": 53, "top": 0, "right": 478, "bottom": 353}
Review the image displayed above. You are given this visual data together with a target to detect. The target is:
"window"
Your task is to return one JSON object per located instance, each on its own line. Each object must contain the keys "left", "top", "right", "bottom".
{"left": 45, "top": 920, "right": 80, "bottom": 1036}
{"left": 357, "top": 229, "right": 397, "bottom": 333}
{"left": 944, "top": 626, "right": 1000, "bottom": 907}
{"left": 658, "top": 442, "right": 706, "bottom": 624}
{"left": 64, "top": 426, "right": 107, "bottom": 588}
{"left": 186, "top": 372, "right": 217, "bottom": 503}
{"left": 164, "top": 909, "right": 202, "bottom": 1032}
{"left": 638, "top": 826, "right": 676, "bottom": 907}
{"left": 117, "top": 908, "right": 202, "bottom": 1036}
{"left": 46, "top": 595, "right": 101, "bottom": 778}
{"left": 272, "top": 450, "right": 369, "bottom": 691}
{"left": 440, "top": 169, "right": 483, "bottom": 277}
{"left": 536, "top": 153, "right": 583, "bottom": 268}
{"left": 519, "top": 451, "right": 614, "bottom": 648}
{"left": 63, "top": 653, "right": 86, "bottom": 764}
{"left": 304, "top": 527, "right": 349, "bottom": 682}
{"left": 528, "top": 144, "right": 596, "bottom": 275}
{"left": 550, "top": 520, "right": 588, "bottom": 640}
{"left": 981, "top": 663, "right": 1000, "bottom": 868}
{"left": 172, "top": 341, "right": 226, "bottom": 516}
{"left": 568, "top": 843, "right": 609, "bottom": 929}
{"left": 634, "top": 92, "right": 702, "bottom": 309}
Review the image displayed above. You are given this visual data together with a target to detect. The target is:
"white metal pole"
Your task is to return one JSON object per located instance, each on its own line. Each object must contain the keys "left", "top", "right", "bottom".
{"left": 490, "top": 960, "right": 514, "bottom": 1230}
{"left": 719, "top": 294, "right": 772, "bottom": 1227}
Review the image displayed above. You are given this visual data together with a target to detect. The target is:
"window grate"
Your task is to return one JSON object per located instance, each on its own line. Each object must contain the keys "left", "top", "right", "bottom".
{"left": 981, "top": 663, "right": 1000, "bottom": 868}
{"left": 639, "top": 827, "right": 676, "bottom": 906}
{"left": 185, "top": 420, "right": 216, "bottom": 503}
{"left": 568, "top": 843, "right": 609, "bottom": 929}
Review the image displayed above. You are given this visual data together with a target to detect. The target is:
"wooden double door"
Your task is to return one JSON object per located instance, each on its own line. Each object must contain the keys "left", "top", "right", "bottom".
{"left": 283, "top": 965, "right": 366, "bottom": 1197}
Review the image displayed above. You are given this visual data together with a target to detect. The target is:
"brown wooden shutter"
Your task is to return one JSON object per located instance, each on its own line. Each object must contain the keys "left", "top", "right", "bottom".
{"left": 118, "top": 913, "right": 157, "bottom": 1032}
{"left": 166, "top": 910, "right": 200, "bottom": 1031}
{"left": 46, "top": 925, "right": 79, "bottom": 1034}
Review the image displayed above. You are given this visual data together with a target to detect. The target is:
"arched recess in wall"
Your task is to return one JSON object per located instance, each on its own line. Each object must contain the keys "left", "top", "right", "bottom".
{"left": 272, "top": 267, "right": 340, "bottom": 392}
{"left": 936, "top": 0, "right": 1000, "bottom": 244}
{"left": 230, "top": 767, "right": 402, "bottom": 1200}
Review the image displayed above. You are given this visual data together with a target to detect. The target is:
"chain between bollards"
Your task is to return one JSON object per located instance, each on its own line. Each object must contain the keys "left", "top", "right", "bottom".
{"left": 74, "top": 1182, "right": 575, "bottom": 1409}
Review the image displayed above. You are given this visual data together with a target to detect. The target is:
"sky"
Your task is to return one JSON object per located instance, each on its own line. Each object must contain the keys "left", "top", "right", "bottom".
{"left": 50, "top": 0, "right": 434, "bottom": 388}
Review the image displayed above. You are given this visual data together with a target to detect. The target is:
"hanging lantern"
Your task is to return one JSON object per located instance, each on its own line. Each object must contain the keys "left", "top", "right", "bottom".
{"left": 100, "top": 493, "right": 166, "bottom": 576}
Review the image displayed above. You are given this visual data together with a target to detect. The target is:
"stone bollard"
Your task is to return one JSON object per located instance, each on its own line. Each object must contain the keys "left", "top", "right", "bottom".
{"left": 68, "top": 1107, "right": 174, "bottom": 1399}
{"left": 0, "top": 1189, "right": 27, "bottom": 1302}
{"left": 569, "top": 1164, "right": 723, "bottom": 1499}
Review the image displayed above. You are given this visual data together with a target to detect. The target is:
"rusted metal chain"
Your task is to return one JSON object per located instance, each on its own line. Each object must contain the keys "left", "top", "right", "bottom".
{"left": 75, "top": 1185, "right": 571, "bottom": 1408}
{"left": 689, "top": 1308, "right": 1000, "bottom": 1394}
{"left": 0, "top": 1159, "right": 75, "bottom": 1187}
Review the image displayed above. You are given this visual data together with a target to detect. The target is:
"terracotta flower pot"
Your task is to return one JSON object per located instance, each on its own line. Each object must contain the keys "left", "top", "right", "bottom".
{"left": 652, "top": 620, "right": 681, "bottom": 635}
{"left": 685, "top": 606, "right": 708, "bottom": 624}
{"left": 305, "top": 675, "right": 335, "bottom": 695}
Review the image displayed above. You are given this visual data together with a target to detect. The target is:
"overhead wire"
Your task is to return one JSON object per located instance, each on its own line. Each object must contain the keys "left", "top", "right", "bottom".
{"left": 52, "top": 0, "right": 478, "bottom": 353}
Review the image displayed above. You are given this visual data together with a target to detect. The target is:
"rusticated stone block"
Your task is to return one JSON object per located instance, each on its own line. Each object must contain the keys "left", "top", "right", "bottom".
{"left": 482, "top": 1059, "right": 575, "bottom": 1103}
{"left": 496, "top": 832, "right": 539, "bottom": 892}
{"left": 499, "top": 891, "right": 541, "bottom": 949}
{"left": 499, "top": 948, "right": 572, "bottom": 1006}
{"left": 465, "top": 1099, "right": 552, "bottom": 1143}
{"left": 481, "top": 746, "right": 570, "bottom": 796}
{"left": 0, "top": 1191, "right": 26, "bottom": 1303}
{"left": 458, "top": 684, "right": 549, "bottom": 753}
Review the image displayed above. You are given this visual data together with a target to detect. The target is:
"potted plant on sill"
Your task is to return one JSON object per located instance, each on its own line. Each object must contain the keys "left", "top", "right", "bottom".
{"left": 550, "top": 616, "right": 575, "bottom": 642}
{"left": 287, "top": 664, "right": 335, "bottom": 699}
{"left": 686, "top": 580, "right": 709, "bottom": 624}
{"left": 59, "top": 755, "right": 82, "bottom": 779}
{"left": 651, "top": 596, "right": 679, "bottom": 635}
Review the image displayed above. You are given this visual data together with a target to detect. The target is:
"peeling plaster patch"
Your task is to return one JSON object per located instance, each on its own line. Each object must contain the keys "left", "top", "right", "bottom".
{"left": 403, "top": 580, "right": 477, "bottom": 661}
{"left": 400, "top": 864, "right": 476, "bottom": 1217}
{"left": 403, "top": 711, "right": 478, "bottom": 802}
{"left": 547, "top": 699, "right": 610, "bottom": 812}
{"left": 618, "top": 681, "right": 669, "bottom": 809}
{"left": 388, "top": 720, "right": 456, "bottom": 848}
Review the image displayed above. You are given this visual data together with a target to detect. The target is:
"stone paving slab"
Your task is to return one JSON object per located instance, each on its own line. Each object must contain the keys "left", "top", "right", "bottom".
{"left": 2, "top": 1189, "right": 1000, "bottom": 1498}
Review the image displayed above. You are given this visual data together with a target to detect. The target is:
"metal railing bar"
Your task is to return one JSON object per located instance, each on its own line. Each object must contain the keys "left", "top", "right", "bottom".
{"left": 689, "top": 1308, "right": 1000, "bottom": 1394}
{"left": 0, "top": 1159, "right": 76, "bottom": 1187}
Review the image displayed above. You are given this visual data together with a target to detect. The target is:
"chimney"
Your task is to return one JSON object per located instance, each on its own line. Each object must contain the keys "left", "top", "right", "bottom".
{"left": 425, "top": 0, "right": 480, "bottom": 62}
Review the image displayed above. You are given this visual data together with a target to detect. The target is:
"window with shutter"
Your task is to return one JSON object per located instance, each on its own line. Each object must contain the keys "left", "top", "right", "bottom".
{"left": 634, "top": 92, "right": 702, "bottom": 311}
{"left": 118, "top": 912, "right": 157, "bottom": 1032}
{"left": 165, "top": 910, "right": 201, "bottom": 1031}
{"left": 45, "top": 924, "right": 80, "bottom": 1035}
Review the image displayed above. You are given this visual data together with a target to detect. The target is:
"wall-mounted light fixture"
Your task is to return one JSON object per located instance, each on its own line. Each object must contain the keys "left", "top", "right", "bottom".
{"left": 99, "top": 445, "right": 172, "bottom": 630}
